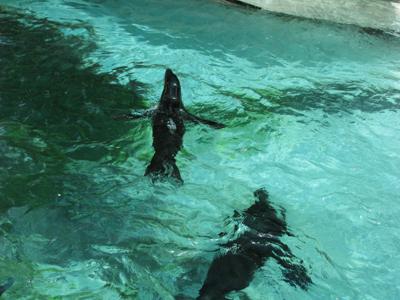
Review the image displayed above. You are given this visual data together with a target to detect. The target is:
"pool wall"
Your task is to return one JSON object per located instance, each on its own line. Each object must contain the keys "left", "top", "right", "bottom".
{"left": 226, "top": 0, "right": 400, "bottom": 32}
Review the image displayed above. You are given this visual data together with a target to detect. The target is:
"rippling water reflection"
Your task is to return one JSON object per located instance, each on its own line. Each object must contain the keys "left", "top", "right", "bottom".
{"left": 0, "top": 1, "right": 399, "bottom": 299}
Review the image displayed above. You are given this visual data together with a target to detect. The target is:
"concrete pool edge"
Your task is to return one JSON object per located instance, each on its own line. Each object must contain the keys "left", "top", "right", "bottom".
{"left": 223, "top": 0, "right": 400, "bottom": 33}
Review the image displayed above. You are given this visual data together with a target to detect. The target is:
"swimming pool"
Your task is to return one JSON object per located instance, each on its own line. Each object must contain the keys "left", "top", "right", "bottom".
{"left": 0, "top": 0, "right": 399, "bottom": 299}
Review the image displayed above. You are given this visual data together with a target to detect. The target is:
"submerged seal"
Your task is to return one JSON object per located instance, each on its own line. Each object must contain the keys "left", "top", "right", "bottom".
{"left": 115, "top": 69, "right": 224, "bottom": 183}
{"left": 198, "top": 189, "right": 312, "bottom": 299}
{"left": 145, "top": 69, "right": 186, "bottom": 182}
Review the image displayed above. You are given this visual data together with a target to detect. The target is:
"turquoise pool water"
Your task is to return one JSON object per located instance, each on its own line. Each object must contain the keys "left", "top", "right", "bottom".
{"left": 0, "top": 0, "right": 399, "bottom": 299}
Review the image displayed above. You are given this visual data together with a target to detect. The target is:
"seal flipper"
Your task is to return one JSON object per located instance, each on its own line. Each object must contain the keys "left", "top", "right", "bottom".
{"left": 253, "top": 189, "right": 311, "bottom": 288}
{"left": 0, "top": 277, "right": 14, "bottom": 296}
{"left": 271, "top": 248, "right": 312, "bottom": 290}
{"left": 282, "top": 261, "right": 312, "bottom": 290}
{"left": 113, "top": 108, "right": 155, "bottom": 120}
{"left": 145, "top": 154, "right": 183, "bottom": 183}
{"left": 170, "top": 162, "right": 183, "bottom": 183}
{"left": 182, "top": 109, "right": 225, "bottom": 129}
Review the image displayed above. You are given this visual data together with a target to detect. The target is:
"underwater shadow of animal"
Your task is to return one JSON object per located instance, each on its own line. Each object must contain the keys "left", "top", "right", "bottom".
{"left": 0, "top": 7, "right": 146, "bottom": 211}
{"left": 219, "top": 82, "right": 400, "bottom": 118}
{"left": 197, "top": 188, "right": 312, "bottom": 299}
{"left": 114, "top": 69, "right": 225, "bottom": 183}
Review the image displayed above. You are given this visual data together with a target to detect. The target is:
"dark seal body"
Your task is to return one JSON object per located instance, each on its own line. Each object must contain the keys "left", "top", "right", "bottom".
{"left": 144, "top": 69, "right": 186, "bottom": 182}
{"left": 115, "top": 68, "right": 225, "bottom": 183}
{"left": 198, "top": 189, "right": 312, "bottom": 299}
{"left": 151, "top": 109, "right": 185, "bottom": 158}
{"left": 145, "top": 108, "right": 185, "bottom": 182}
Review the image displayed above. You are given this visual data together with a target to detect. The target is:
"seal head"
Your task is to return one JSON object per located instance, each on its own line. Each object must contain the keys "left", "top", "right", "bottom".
{"left": 159, "top": 68, "right": 183, "bottom": 113}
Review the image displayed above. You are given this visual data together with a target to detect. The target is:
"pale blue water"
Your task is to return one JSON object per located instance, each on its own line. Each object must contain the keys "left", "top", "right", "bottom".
{"left": 0, "top": 0, "right": 399, "bottom": 299}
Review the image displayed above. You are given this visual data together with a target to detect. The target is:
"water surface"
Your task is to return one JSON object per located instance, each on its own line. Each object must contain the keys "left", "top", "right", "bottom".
{"left": 0, "top": 1, "right": 399, "bottom": 299}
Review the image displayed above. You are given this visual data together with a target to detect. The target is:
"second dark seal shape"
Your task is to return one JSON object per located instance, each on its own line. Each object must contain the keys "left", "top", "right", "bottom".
{"left": 197, "top": 189, "right": 312, "bottom": 299}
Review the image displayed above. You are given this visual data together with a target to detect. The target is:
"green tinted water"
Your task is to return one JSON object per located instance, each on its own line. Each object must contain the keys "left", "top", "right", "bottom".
{"left": 0, "top": 1, "right": 399, "bottom": 299}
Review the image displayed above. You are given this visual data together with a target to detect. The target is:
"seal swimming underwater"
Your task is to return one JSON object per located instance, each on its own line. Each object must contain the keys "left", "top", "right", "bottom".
{"left": 197, "top": 189, "right": 312, "bottom": 299}
{"left": 115, "top": 69, "right": 225, "bottom": 183}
